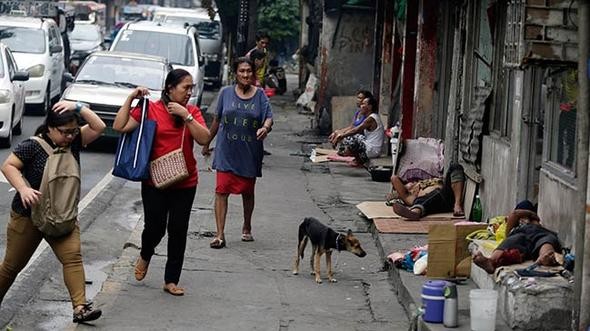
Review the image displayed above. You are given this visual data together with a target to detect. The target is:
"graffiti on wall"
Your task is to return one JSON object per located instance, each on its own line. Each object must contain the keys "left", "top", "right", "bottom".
{"left": 334, "top": 22, "right": 373, "bottom": 54}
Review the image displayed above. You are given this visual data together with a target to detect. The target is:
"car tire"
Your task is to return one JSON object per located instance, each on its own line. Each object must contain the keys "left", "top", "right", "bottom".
{"left": 0, "top": 114, "right": 13, "bottom": 148}
{"left": 13, "top": 108, "right": 22, "bottom": 135}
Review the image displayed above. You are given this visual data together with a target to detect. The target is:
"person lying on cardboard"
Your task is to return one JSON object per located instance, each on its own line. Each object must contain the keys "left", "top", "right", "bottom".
{"left": 472, "top": 200, "right": 563, "bottom": 274}
{"left": 389, "top": 163, "right": 465, "bottom": 220}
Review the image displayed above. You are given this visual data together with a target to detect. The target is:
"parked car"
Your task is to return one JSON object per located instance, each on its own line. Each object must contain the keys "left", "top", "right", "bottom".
{"left": 0, "top": 16, "right": 65, "bottom": 114}
{"left": 152, "top": 8, "right": 224, "bottom": 88}
{"left": 110, "top": 20, "right": 205, "bottom": 106}
{"left": 61, "top": 51, "right": 172, "bottom": 138}
{"left": 0, "top": 43, "right": 29, "bottom": 147}
{"left": 68, "top": 21, "right": 104, "bottom": 73}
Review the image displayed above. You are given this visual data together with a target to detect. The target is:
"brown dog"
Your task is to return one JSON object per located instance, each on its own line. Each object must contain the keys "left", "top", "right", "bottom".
{"left": 292, "top": 217, "right": 367, "bottom": 283}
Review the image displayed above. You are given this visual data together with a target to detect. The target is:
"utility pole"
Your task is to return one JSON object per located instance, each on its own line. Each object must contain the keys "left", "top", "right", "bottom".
{"left": 574, "top": 1, "right": 590, "bottom": 330}
{"left": 237, "top": 0, "right": 249, "bottom": 56}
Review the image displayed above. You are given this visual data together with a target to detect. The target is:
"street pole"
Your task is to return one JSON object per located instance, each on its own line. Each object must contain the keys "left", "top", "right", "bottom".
{"left": 574, "top": 1, "right": 590, "bottom": 330}
{"left": 237, "top": 0, "right": 249, "bottom": 57}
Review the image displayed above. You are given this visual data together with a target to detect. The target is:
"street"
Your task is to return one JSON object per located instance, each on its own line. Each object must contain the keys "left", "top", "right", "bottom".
{"left": 0, "top": 81, "right": 409, "bottom": 330}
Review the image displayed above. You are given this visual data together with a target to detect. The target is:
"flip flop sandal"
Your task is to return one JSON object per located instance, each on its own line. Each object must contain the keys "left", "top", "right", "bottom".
{"left": 134, "top": 257, "right": 149, "bottom": 281}
{"left": 241, "top": 233, "right": 255, "bottom": 242}
{"left": 163, "top": 284, "right": 185, "bottom": 296}
{"left": 392, "top": 202, "right": 421, "bottom": 220}
{"left": 210, "top": 238, "right": 226, "bottom": 249}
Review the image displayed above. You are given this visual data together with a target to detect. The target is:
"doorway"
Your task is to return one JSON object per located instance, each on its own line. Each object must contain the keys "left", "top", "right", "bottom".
{"left": 521, "top": 67, "right": 545, "bottom": 202}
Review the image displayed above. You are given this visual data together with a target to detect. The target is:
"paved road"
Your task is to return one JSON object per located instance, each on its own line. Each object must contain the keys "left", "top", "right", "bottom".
{"left": 0, "top": 89, "right": 218, "bottom": 328}
{"left": 1, "top": 80, "right": 409, "bottom": 330}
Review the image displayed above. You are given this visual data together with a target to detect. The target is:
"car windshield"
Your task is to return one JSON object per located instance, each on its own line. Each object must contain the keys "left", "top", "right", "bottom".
{"left": 76, "top": 55, "right": 166, "bottom": 91}
{"left": 0, "top": 26, "right": 45, "bottom": 54}
{"left": 162, "top": 16, "right": 221, "bottom": 40}
{"left": 112, "top": 30, "right": 194, "bottom": 66}
{"left": 69, "top": 24, "right": 101, "bottom": 41}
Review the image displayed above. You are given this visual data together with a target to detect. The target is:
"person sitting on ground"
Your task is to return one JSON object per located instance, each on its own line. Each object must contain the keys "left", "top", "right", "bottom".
{"left": 329, "top": 94, "right": 384, "bottom": 167}
{"left": 390, "top": 163, "right": 465, "bottom": 220}
{"left": 328, "top": 89, "right": 372, "bottom": 143}
{"left": 473, "top": 200, "right": 563, "bottom": 274}
{"left": 249, "top": 49, "right": 266, "bottom": 87}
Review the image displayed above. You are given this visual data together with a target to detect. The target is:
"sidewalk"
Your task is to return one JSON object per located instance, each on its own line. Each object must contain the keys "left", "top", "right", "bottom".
{"left": 74, "top": 83, "right": 409, "bottom": 330}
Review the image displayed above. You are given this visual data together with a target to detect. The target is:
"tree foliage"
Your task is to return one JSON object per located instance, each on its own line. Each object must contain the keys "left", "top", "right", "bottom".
{"left": 257, "top": 0, "right": 300, "bottom": 51}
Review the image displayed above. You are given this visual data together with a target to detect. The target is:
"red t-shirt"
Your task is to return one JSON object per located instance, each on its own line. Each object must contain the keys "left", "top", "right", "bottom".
{"left": 130, "top": 99, "right": 206, "bottom": 189}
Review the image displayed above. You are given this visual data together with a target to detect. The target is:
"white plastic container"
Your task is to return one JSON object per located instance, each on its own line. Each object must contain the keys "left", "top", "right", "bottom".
{"left": 390, "top": 123, "right": 400, "bottom": 170}
{"left": 469, "top": 289, "right": 498, "bottom": 331}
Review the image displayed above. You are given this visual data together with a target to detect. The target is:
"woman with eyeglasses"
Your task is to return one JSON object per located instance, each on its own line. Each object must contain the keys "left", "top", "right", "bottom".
{"left": 0, "top": 100, "right": 106, "bottom": 323}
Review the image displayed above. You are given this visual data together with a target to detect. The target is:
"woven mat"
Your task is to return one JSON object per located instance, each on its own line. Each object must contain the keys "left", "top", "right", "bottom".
{"left": 374, "top": 218, "right": 460, "bottom": 234}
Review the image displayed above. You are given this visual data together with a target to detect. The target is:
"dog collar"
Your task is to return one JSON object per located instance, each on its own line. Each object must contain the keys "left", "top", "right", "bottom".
{"left": 336, "top": 234, "right": 342, "bottom": 251}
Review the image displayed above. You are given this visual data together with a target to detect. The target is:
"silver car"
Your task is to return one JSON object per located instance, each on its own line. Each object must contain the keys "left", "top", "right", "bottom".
{"left": 61, "top": 51, "right": 172, "bottom": 137}
{"left": 152, "top": 8, "right": 224, "bottom": 88}
{"left": 0, "top": 43, "right": 29, "bottom": 148}
{"left": 109, "top": 20, "right": 205, "bottom": 107}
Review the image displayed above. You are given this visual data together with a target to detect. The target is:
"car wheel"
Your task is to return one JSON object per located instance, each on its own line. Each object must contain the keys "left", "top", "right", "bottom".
{"left": 0, "top": 115, "right": 13, "bottom": 148}
{"left": 43, "top": 86, "right": 52, "bottom": 115}
{"left": 13, "top": 108, "right": 22, "bottom": 135}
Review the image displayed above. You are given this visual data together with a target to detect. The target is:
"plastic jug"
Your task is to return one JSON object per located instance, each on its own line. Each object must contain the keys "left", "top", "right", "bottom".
{"left": 443, "top": 283, "right": 458, "bottom": 328}
{"left": 469, "top": 289, "right": 498, "bottom": 331}
{"left": 422, "top": 280, "right": 446, "bottom": 323}
{"left": 390, "top": 122, "right": 401, "bottom": 170}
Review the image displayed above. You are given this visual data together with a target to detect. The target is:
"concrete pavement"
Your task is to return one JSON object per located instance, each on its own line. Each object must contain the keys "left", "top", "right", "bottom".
{"left": 66, "top": 87, "right": 410, "bottom": 330}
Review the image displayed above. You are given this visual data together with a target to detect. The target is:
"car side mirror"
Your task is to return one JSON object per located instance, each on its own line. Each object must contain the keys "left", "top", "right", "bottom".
{"left": 12, "top": 71, "right": 29, "bottom": 82}
{"left": 198, "top": 56, "right": 204, "bottom": 66}
{"left": 50, "top": 45, "right": 63, "bottom": 54}
{"left": 63, "top": 72, "right": 75, "bottom": 83}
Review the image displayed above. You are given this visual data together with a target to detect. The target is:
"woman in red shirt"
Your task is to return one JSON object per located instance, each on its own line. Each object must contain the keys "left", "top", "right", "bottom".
{"left": 113, "top": 69, "right": 209, "bottom": 296}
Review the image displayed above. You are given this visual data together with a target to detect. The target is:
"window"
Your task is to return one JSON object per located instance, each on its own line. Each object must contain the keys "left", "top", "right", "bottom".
{"left": 489, "top": 1, "right": 512, "bottom": 137}
{"left": 113, "top": 30, "right": 194, "bottom": 66}
{"left": 545, "top": 68, "right": 577, "bottom": 171}
{"left": 0, "top": 26, "right": 46, "bottom": 54}
{"left": 5, "top": 50, "right": 15, "bottom": 78}
{"left": 76, "top": 55, "right": 167, "bottom": 91}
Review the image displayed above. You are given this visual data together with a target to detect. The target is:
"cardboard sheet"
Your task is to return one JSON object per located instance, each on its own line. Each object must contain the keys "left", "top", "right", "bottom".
{"left": 426, "top": 223, "right": 487, "bottom": 278}
{"left": 373, "top": 218, "right": 459, "bottom": 234}
{"left": 315, "top": 148, "right": 337, "bottom": 155}
{"left": 356, "top": 201, "right": 466, "bottom": 220}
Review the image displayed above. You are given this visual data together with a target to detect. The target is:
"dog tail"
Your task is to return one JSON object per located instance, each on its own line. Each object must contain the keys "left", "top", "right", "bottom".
{"left": 298, "top": 221, "right": 308, "bottom": 259}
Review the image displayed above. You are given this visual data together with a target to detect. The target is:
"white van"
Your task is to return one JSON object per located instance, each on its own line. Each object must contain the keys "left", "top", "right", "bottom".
{"left": 110, "top": 21, "right": 205, "bottom": 106}
{"left": 153, "top": 8, "right": 224, "bottom": 88}
{"left": 0, "top": 16, "right": 65, "bottom": 113}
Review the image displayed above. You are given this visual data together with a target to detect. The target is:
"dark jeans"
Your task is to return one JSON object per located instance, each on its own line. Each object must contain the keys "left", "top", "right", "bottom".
{"left": 413, "top": 163, "right": 465, "bottom": 216}
{"left": 140, "top": 183, "right": 196, "bottom": 284}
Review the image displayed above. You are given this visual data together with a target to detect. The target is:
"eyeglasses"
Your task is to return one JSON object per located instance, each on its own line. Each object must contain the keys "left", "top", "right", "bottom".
{"left": 55, "top": 127, "right": 80, "bottom": 137}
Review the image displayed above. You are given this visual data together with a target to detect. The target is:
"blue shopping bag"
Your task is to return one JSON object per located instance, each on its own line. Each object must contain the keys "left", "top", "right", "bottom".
{"left": 112, "top": 97, "right": 156, "bottom": 181}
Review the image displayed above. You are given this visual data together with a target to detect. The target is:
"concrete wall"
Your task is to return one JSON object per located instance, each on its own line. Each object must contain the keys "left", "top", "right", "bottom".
{"left": 538, "top": 172, "right": 578, "bottom": 248}
{"left": 412, "top": 0, "right": 439, "bottom": 138}
{"left": 479, "top": 71, "right": 525, "bottom": 220}
{"left": 378, "top": 0, "right": 394, "bottom": 121}
{"left": 317, "top": 10, "right": 375, "bottom": 112}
